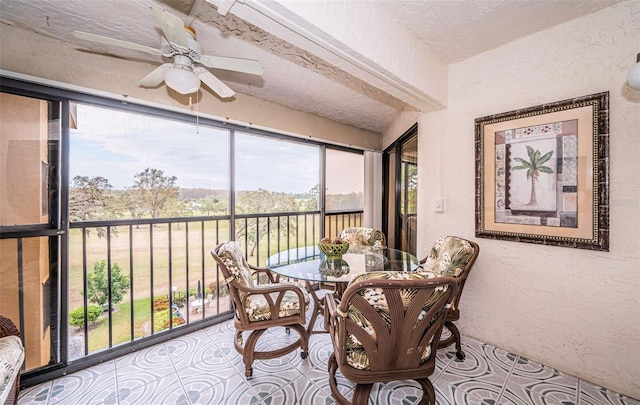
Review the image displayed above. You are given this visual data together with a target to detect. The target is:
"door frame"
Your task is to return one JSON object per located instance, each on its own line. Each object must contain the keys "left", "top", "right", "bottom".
{"left": 383, "top": 123, "right": 418, "bottom": 253}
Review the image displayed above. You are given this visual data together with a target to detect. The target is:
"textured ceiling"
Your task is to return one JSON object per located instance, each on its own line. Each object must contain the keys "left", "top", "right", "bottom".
{"left": 0, "top": 0, "right": 623, "bottom": 134}
{"left": 374, "top": 0, "right": 623, "bottom": 64}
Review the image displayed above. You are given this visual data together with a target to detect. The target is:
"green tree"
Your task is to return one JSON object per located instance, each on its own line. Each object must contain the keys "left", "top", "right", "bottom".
{"left": 160, "top": 197, "right": 190, "bottom": 229}
{"left": 402, "top": 163, "right": 417, "bottom": 214}
{"left": 511, "top": 145, "right": 554, "bottom": 206}
{"left": 118, "top": 189, "right": 145, "bottom": 224}
{"left": 200, "top": 195, "right": 226, "bottom": 215}
{"left": 326, "top": 192, "right": 364, "bottom": 211}
{"left": 299, "top": 184, "right": 319, "bottom": 211}
{"left": 235, "top": 189, "right": 298, "bottom": 256}
{"left": 129, "top": 168, "right": 179, "bottom": 219}
{"left": 84, "top": 261, "right": 130, "bottom": 310}
{"left": 69, "top": 175, "right": 120, "bottom": 237}
{"left": 69, "top": 175, "right": 113, "bottom": 221}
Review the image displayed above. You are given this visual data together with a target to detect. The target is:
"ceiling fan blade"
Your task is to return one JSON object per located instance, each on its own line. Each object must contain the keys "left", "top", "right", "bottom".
{"left": 194, "top": 67, "right": 235, "bottom": 99}
{"left": 72, "top": 31, "right": 162, "bottom": 55}
{"left": 198, "top": 55, "right": 264, "bottom": 75}
{"left": 139, "top": 63, "right": 173, "bottom": 86}
{"left": 151, "top": 7, "right": 189, "bottom": 49}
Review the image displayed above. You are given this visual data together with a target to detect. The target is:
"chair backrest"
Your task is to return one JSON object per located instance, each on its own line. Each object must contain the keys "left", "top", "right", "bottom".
{"left": 333, "top": 272, "right": 456, "bottom": 377}
{"left": 339, "top": 227, "right": 386, "bottom": 253}
{"left": 420, "top": 236, "right": 479, "bottom": 310}
{"left": 211, "top": 241, "right": 255, "bottom": 288}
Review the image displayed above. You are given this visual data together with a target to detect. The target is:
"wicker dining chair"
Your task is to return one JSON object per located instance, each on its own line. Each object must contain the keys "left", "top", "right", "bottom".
{"left": 419, "top": 235, "right": 480, "bottom": 360}
{"left": 210, "top": 241, "right": 309, "bottom": 377}
{"left": 0, "top": 315, "right": 23, "bottom": 405}
{"left": 325, "top": 271, "right": 457, "bottom": 405}
{"left": 339, "top": 227, "right": 386, "bottom": 254}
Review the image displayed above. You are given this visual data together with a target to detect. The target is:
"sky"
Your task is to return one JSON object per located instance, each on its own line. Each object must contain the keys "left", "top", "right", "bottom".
{"left": 69, "top": 103, "right": 350, "bottom": 194}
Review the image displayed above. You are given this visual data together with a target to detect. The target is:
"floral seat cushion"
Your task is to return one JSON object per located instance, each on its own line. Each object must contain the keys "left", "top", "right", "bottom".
{"left": 339, "top": 227, "right": 386, "bottom": 254}
{"left": 217, "top": 241, "right": 309, "bottom": 322}
{"left": 341, "top": 271, "right": 448, "bottom": 370}
{"left": 420, "top": 236, "right": 475, "bottom": 278}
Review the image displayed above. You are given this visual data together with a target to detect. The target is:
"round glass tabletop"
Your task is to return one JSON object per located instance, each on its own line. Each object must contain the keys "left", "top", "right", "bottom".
{"left": 265, "top": 246, "right": 420, "bottom": 284}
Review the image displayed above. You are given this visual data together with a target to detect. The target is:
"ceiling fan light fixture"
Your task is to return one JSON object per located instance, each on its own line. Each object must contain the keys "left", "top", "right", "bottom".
{"left": 164, "top": 66, "right": 200, "bottom": 94}
{"left": 627, "top": 52, "right": 640, "bottom": 90}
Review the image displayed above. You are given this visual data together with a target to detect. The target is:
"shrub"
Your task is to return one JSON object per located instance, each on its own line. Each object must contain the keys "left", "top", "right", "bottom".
{"left": 153, "top": 309, "right": 185, "bottom": 332}
{"left": 153, "top": 296, "right": 169, "bottom": 312}
{"left": 69, "top": 305, "right": 103, "bottom": 327}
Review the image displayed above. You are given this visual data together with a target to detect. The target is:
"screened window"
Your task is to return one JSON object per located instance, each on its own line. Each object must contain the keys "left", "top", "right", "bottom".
{"left": 70, "top": 103, "right": 229, "bottom": 221}
{"left": 325, "top": 148, "right": 364, "bottom": 211}
{"left": 235, "top": 132, "right": 320, "bottom": 213}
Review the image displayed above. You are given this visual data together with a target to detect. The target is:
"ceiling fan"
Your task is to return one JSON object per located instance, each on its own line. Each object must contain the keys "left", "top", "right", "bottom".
{"left": 72, "top": 7, "right": 263, "bottom": 98}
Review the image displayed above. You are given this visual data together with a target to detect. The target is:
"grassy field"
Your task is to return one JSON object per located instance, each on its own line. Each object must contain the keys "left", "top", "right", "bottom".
{"left": 67, "top": 216, "right": 322, "bottom": 339}
{"left": 84, "top": 298, "right": 151, "bottom": 352}
{"left": 66, "top": 213, "right": 359, "bottom": 352}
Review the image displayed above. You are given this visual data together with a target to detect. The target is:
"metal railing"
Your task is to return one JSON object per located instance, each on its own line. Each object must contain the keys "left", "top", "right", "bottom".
{"left": 68, "top": 210, "right": 362, "bottom": 355}
{"left": 1, "top": 209, "right": 362, "bottom": 385}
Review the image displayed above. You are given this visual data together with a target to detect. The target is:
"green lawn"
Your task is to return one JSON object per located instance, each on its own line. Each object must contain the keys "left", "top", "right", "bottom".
{"left": 85, "top": 295, "right": 193, "bottom": 352}
{"left": 86, "top": 298, "right": 151, "bottom": 351}
{"left": 69, "top": 213, "right": 359, "bottom": 351}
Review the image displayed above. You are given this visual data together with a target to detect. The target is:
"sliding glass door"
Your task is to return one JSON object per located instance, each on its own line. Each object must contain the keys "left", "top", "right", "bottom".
{"left": 384, "top": 124, "right": 418, "bottom": 255}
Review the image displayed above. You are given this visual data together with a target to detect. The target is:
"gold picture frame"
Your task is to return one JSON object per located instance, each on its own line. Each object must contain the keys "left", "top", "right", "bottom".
{"left": 475, "top": 92, "right": 609, "bottom": 251}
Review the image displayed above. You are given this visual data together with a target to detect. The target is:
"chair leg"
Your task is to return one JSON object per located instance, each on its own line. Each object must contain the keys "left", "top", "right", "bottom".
{"left": 236, "top": 329, "right": 266, "bottom": 377}
{"left": 328, "top": 354, "right": 351, "bottom": 405}
{"left": 290, "top": 324, "right": 309, "bottom": 359}
{"left": 416, "top": 377, "right": 436, "bottom": 405}
{"left": 439, "top": 321, "right": 465, "bottom": 360}
{"left": 351, "top": 383, "right": 374, "bottom": 405}
{"left": 235, "top": 325, "right": 308, "bottom": 377}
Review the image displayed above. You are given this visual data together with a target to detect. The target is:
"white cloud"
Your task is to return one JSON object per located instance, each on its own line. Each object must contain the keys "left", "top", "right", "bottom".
{"left": 71, "top": 104, "right": 320, "bottom": 193}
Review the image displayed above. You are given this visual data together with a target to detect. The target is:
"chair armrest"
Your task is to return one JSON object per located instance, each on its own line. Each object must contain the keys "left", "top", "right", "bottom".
{"left": 248, "top": 264, "right": 280, "bottom": 283}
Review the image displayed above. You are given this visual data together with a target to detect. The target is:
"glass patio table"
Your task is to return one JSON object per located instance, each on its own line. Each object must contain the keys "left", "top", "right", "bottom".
{"left": 265, "top": 246, "right": 420, "bottom": 334}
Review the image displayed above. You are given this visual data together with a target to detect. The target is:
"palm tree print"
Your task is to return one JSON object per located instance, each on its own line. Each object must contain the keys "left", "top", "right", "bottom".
{"left": 511, "top": 145, "right": 554, "bottom": 206}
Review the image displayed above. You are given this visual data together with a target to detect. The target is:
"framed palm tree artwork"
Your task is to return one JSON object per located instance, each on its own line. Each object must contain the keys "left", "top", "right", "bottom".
{"left": 475, "top": 92, "right": 609, "bottom": 251}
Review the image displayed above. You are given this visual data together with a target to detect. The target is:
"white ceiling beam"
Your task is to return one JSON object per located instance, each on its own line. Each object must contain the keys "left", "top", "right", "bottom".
{"left": 207, "top": 0, "right": 447, "bottom": 112}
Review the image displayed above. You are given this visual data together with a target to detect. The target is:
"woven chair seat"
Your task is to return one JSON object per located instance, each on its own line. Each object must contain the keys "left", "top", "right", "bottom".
{"left": 244, "top": 284, "right": 310, "bottom": 322}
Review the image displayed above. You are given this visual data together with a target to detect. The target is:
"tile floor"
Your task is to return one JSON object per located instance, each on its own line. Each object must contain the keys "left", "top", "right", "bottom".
{"left": 17, "top": 310, "right": 639, "bottom": 405}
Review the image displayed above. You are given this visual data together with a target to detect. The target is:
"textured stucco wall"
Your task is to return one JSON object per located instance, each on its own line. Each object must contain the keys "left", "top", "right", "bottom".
{"left": 0, "top": 24, "right": 380, "bottom": 151}
{"left": 413, "top": 1, "right": 639, "bottom": 398}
